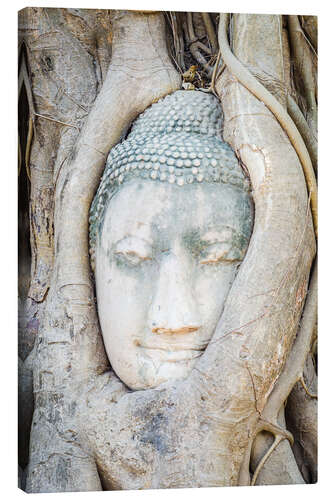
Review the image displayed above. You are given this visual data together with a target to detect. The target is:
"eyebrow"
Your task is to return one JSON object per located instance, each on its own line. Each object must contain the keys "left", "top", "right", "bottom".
{"left": 200, "top": 228, "right": 234, "bottom": 242}
{"left": 200, "top": 225, "right": 244, "bottom": 243}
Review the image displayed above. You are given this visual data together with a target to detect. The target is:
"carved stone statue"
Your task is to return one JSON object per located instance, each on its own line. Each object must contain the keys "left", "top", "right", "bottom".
{"left": 89, "top": 90, "right": 253, "bottom": 390}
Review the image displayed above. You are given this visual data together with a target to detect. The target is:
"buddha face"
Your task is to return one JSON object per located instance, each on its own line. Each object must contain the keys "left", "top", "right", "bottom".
{"left": 95, "top": 178, "right": 253, "bottom": 390}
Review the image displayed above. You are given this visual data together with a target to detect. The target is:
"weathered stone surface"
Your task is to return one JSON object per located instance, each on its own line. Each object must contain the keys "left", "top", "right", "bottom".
{"left": 89, "top": 90, "right": 251, "bottom": 269}
{"left": 95, "top": 178, "right": 253, "bottom": 390}
{"left": 91, "top": 90, "right": 253, "bottom": 391}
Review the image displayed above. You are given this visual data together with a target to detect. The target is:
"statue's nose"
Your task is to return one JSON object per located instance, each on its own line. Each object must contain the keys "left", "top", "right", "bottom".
{"left": 148, "top": 251, "right": 201, "bottom": 335}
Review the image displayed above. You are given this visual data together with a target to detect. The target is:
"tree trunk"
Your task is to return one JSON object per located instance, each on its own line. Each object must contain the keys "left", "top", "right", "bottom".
{"left": 18, "top": 8, "right": 317, "bottom": 492}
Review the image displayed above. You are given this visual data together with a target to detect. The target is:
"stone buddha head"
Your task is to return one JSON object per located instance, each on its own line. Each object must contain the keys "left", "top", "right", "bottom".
{"left": 89, "top": 91, "right": 253, "bottom": 391}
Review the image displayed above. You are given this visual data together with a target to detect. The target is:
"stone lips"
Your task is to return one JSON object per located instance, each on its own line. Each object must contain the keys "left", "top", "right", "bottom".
{"left": 89, "top": 90, "right": 251, "bottom": 270}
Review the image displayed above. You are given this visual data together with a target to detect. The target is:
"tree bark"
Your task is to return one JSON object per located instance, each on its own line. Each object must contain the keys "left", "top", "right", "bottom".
{"left": 18, "top": 8, "right": 317, "bottom": 492}
{"left": 216, "top": 13, "right": 315, "bottom": 484}
{"left": 23, "top": 9, "right": 181, "bottom": 492}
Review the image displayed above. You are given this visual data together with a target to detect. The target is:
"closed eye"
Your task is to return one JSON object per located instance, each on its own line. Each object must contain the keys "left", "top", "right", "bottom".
{"left": 112, "top": 236, "right": 153, "bottom": 267}
{"left": 115, "top": 250, "right": 152, "bottom": 267}
{"left": 199, "top": 242, "right": 244, "bottom": 265}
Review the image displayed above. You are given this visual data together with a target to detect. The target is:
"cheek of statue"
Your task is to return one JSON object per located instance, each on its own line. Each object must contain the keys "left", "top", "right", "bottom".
{"left": 95, "top": 180, "right": 253, "bottom": 390}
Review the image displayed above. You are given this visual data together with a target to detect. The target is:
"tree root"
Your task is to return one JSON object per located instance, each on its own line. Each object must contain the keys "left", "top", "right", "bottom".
{"left": 300, "top": 375, "right": 317, "bottom": 399}
{"left": 216, "top": 13, "right": 317, "bottom": 484}
{"left": 218, "top": 13, "right": 317, "bottom": 237}
{"left": 201, "top": 13, "right": 218, "bottom": 53}
{"left": 34, "top": 113, "right": 80, "bottom": 130}
{"left": 285, "top": 353, "right": 318, "bottom": 482}
{"left": 288, "top": 16, "right": 317, "bottom": 139}
{"left": 300, "top": 16, "right": 317, "bottom": 53}
{"left": 199, "top": 51, "right": 225, "bottom": 97}
{"left": 186, "top": 13, "right": 213, "bottom": 76}
{"left": 251, "top": 421, "right": 294, "bottom": 486}
{"left": 262, "top": 259, "right": 317, "bottom": 424}
{"left": 247, "top": 260, "right": 317, "bottom": 483}
{"left": 165, "top": 12, "right": 185, "bottom": 73}
{"left": 287, "top": 95, "right": 317, "bottom": 174}
{"left": 238, "top": 411, "right": 296, "bottom": 486}
{"left": 217, "top": 11, "right": 318, "bottom": 422}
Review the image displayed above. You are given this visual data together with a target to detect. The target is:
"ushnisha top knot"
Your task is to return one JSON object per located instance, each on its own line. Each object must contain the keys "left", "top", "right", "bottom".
{"left": 89, "top": 90, "right": 251, "bottom": 270}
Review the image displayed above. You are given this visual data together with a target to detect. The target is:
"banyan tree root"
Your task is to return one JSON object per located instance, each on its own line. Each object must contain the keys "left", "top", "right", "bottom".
{"left": 26, "top": 11, "right": 181, "bottom": 493}
{"left": 216, "top": 17, "right": 319, "bottom": 478}
{"left": 185, "top": 13, "right": 213, "bottom": 76}
{"left": 166, "top": 12, "right": 186, "bottom": 73}
{"left": 301, "top": 16, "right": 317, "bottom": 53}
{"left": 218, "top": 13, "right": 317, "bottom": 237}
{"left": 18, "top": 8, "right": 116, "bottom": 482}
{"left": 288, "top": 15, "right": 317, "bottom": 139}
{"left": 249, "top": 259, "right": 317, "bottom": 484}
{"left": 287, "top": 95, "right": 318, "bottom": 174}
{"left": 55, "top": 11, "right": 181, "bottom": 300}
{"left": 217, "top": 12, "right": 317, "bottom": 484}
{"left": 215, "top": 12, "right": 316, "bottom": 485}
{"left": 250, "top": 416, "right": 294, "bottom": 486}
{"left": 285, "top": 353, "right": 318, "bottom": 482}
{"left": 201, "top": 12, "right": 218, "bottom": 53}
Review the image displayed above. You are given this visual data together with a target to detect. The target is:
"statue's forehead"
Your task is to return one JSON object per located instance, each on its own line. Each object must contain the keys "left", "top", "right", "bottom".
{"left": 100, "top": 179, "right": 251, "bottom": 246}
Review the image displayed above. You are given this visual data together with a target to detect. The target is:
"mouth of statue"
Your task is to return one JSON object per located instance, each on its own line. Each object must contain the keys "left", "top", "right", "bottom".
{"left": 151, "top": 326, "right": 200, "bottom": 335}
{"left": 137, "top": 343, "right": 207, "bottom": 362}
